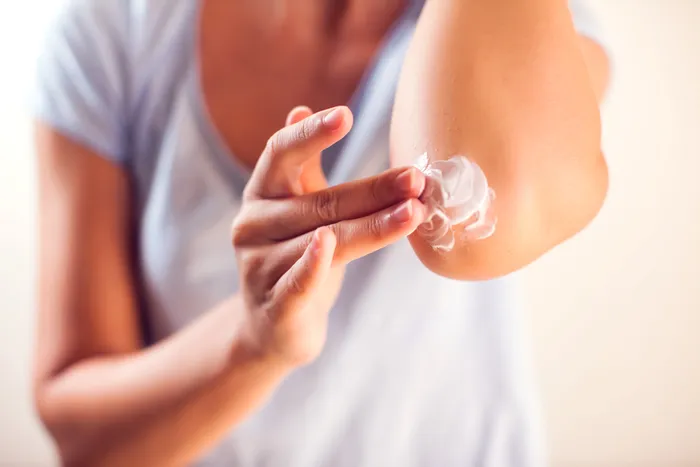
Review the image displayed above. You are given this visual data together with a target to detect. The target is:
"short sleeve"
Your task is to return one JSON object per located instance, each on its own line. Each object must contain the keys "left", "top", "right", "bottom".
{"left": 568, "top": 0, "right": 607, "bottom": 47}
{"left": 31, "top": 0, "right": 130, "bottom": 165}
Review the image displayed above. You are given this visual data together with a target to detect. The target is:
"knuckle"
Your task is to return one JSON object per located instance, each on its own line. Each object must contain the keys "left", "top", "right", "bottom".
{"left": 295, "top": 119, "right": 315, "bottom": 143}
{"left": 241, "top": 184, "right": 255, "bottom": 200}
{"left": 230, "top": 217, "right": 248, "bottom": 247}
{"left": 230, "top": 204, "right": 256, "bottom": 246}
{"left": 369, "top": 176, "right": 386, "bottom": 204}
{"left": 240, "top": 251, "right": 269, "bottom": 288}
{"left": 265, "top": 132, "right": 283, "bottom": 157}
{"left": 297, "top": 196, "right": 315, "bottom": 219}
{"left": 313, "top": 190, "right": 340, "bottom": 223}
{"left": 366, "top": 214, "right": 385, "bottom": 241}
{"left": 240, "top": 250, "right": 265, "bottom": 274}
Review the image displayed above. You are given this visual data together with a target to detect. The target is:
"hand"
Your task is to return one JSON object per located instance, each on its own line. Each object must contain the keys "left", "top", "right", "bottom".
{"left": 232, "top": 106, "right": 427, "bottom": 366}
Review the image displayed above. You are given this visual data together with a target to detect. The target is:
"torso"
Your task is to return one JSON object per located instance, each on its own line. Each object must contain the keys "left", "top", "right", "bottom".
{"left": 74, "top": 1, "right": 543, "bottom": 465}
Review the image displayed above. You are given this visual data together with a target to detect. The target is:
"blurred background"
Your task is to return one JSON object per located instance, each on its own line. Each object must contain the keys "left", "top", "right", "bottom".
{"left": 0, "top": 0, "right": 698, "bottom": 466}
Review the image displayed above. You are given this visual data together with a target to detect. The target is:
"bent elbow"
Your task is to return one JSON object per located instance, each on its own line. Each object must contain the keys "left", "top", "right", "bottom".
{"left": 409, "top": 148, "right": 609, "bottom": 281}
{"left": 545, "top": 149, "right": 609, "bottom": 244}
{"left": 34, "top": 383, "right": 100, "bottom": 467}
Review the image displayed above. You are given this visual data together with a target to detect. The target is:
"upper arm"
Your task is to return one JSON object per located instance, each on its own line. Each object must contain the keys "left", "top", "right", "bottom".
{"left": 32, "top": 0, "right": 140, "bottom": 388}
{"left": 34, "top": 127, "right": 142, "bottom": 386}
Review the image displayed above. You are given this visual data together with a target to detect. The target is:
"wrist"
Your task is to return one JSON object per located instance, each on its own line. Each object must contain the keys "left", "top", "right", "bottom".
{"left": 228, "top": 294, "right": 302, "bottom": 374}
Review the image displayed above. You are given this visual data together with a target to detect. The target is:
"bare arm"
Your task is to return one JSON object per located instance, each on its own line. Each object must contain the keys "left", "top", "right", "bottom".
{"left": 34, "top": 107, "right": 425, "bottom": 466}
{"left": 391, "top": 0, "right": 610, "bottom": 280}
{"left": 33, "top": 124, "right": 293, "bottom": 466}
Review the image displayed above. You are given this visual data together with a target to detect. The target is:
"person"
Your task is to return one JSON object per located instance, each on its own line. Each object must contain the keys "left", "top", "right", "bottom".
{"left": 31, "top": 0, "right": 610, "bottom": 465}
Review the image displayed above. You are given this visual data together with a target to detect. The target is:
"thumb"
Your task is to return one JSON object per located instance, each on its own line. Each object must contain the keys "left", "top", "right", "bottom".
{"left": 273, "top": 226, "right": 336, "bottom": 316}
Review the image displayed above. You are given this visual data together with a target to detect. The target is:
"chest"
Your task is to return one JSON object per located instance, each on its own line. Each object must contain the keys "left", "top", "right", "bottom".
{"left": 197, "top": 0, "right": 405, "bottom": 169}
{"left": 131, "top": 0, "right": 419, "bottom": 339}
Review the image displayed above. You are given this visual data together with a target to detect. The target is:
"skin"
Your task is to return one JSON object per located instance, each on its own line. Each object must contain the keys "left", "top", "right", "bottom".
{"left": 33, "top": 0, "right": 610, "bottom": 465}
{"left": 35, "top": 106, "right": 427, "bottom": 466}
{"left": 393, "top": 0, "right": 610, "bottom": 280}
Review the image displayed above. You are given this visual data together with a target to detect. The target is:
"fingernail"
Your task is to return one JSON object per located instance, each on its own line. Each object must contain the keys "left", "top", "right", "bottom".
{"left": 395, "top": 168, "right": 425, "bottom": 196}
{"left": 391, "top": 200, "right": 413, "bottom": 224}
{"left": 322, "top": 108, "right": 344, "bottom": 129}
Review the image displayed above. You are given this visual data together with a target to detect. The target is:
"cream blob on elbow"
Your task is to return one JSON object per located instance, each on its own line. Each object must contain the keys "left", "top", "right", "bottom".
{"left": 414, "top": 153, "right": 497, "bottom": 252}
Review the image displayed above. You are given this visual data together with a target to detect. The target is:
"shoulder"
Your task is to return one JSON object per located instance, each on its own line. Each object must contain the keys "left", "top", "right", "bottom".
{"left": 33, "top": 0, "right": 198, "bottom": 164}
{"left": 44, "top": 0, "right": 130, "bottom": 56}
{"left": 44, "top": 0, "right": 197, "bottom": 71}
{"left": 33, "top": 0, "right": 133, "bottom": 163}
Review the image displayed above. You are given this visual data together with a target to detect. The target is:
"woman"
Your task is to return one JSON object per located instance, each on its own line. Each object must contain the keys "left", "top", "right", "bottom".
{"left": 32, "top": 0, "right": 609, "bottom": 465}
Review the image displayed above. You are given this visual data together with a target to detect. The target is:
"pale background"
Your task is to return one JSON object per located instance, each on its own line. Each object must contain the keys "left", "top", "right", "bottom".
{"left": 0, "top": 0, "right": 698, "bottom": 465}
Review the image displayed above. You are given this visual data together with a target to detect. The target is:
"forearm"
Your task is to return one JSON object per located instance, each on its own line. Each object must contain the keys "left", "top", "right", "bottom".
{"left": 36, "top": 295, "right": 291, "bottom": 466}
{"left": 391, "top": 0, "right": 608, "bottom": 279}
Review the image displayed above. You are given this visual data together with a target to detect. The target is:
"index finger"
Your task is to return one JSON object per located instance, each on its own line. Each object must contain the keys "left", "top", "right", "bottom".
{"left": 239, "top": 166, "right": 426, "bottom": 242}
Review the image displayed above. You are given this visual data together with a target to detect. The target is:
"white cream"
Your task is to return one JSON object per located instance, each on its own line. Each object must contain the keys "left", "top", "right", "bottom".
{"left": 414, "top": 153, "right": 497, "bottom": 251}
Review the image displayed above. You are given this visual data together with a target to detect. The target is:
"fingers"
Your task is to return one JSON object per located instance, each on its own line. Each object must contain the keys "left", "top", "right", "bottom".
{"left": 273, "top": 227, "right": 336, "bottom": 314}
{"left": 246, "top": 106, "right": 353, "bottom": 198}
{"left": 329, "top": 198, "right": 428, "bottom": 264}
{"left": 270, "top": 198, "right": 428, "bottom": 276}
{"left": 238, "top": 166, "right": 426, "bottom": 242}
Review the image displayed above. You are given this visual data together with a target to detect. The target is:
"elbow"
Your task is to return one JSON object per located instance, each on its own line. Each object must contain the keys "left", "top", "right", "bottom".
{"left": 395, "top": 58, "right": 607, "bottom": 280}
{"left": 34, "top": 385, "right": 79, "bottom": 467}
{"left": 33, "top": 378, "right": 61, "bottom": 444}
{"left": 34, "top": 382, "right": 103, "bottom": 467}
{"left": 410, "top": 147, "right": 609, "bottom": 281}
